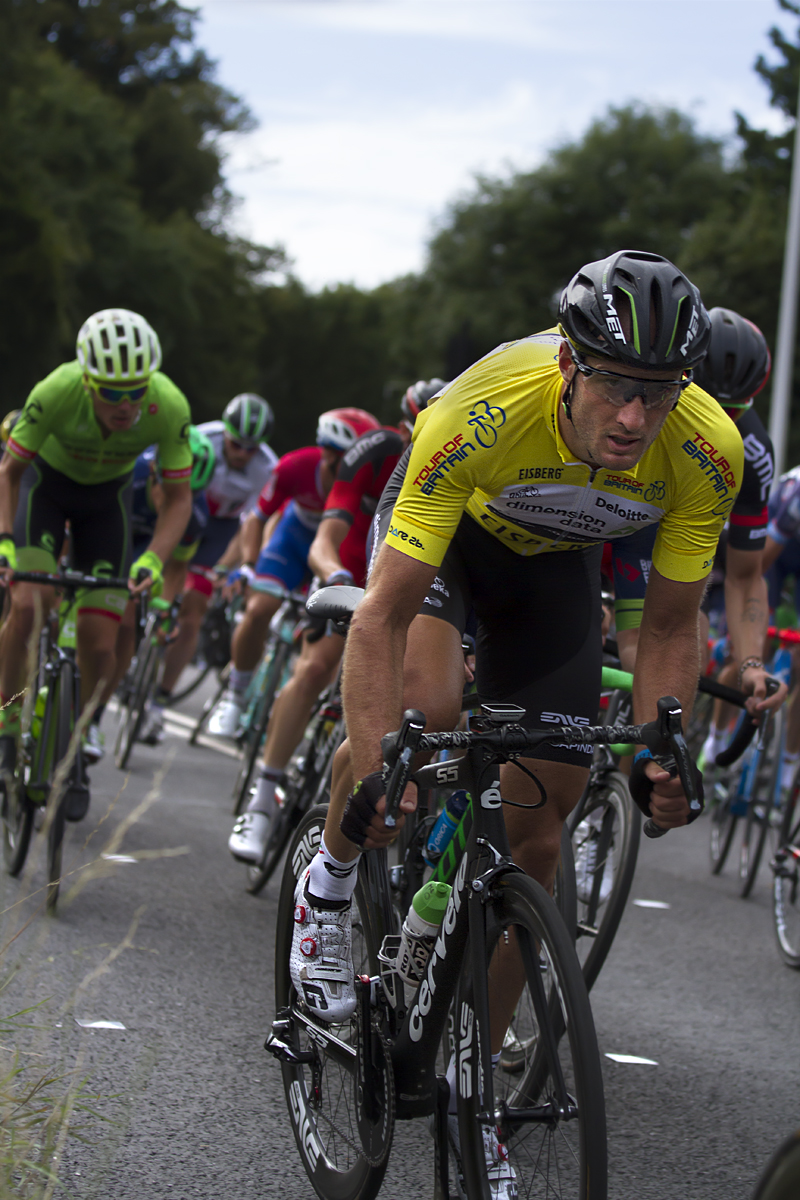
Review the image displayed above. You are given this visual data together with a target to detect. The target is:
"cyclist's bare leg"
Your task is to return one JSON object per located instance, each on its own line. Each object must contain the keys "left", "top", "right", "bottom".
{"left": 76, "top": 610, "right": 119, "bottom": 710}
{"left": 160, "top": 587, "right": 208, "bottom": 693}
{"left": 259, "top": 631, "right": 343, "bottom": 772}
{"left": 107, "top": 599, "right": 137, "bottom": 699}
{"left": 231, "top": 589, "right": 281, "bottom": 673}
{"left": 322, "top": 613, "right": 464, "bottom": 863}
{"left": 0, "top": 582, "right": 56, "bottom": 702}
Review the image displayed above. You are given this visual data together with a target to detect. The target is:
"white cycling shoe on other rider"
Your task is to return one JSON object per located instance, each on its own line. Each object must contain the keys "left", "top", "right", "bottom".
{"left": 289, "top": 865, "right": 356, "bottom": 1023}
{"left": 228, "top": 811, "right": 271, "bottom": 862}
{"left": 208, "top": 688, "right": 245, "bottom": 737}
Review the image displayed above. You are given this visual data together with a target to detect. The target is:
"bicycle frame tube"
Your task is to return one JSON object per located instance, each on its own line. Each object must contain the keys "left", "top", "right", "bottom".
{"left": 390, "top": 743, "right": 517, "bottom": 1119}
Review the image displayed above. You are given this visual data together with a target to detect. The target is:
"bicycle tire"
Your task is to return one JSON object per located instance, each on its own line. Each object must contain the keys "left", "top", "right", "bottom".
{"left": 231, "top": 640, "right": 291, "bottom": 816}
{"left": 752, "top": 1128, "right": 800, "bottom": 1200}
{"left": 455, "top": 872, "right": 607, "bottom": 1200}
{"left": 114, "top": 631, "right": 158, "bottom": 770}
{"left": 46, "top": 660, "right": 74, "bottom": 912}
{"left": 572, "top": 770, "right": 640, "bottom": 992}
{"left": 189, "top": 665, "right": 228, "bottom": 746}
{"left": 2, "top": 770, "right": 34, "bottom": 877}
{"left": 772, "top": 770, "right": 800, "bottom": 968}
{"left": 554, "top": 823, "right": 577, "bottom": 943}
{"left": 273, "top": 806, "right": 388, "bottom": 1200}
{"left": 168, "top": 662, "right": 212, "bottom": 706}
{"left": 709, "top": 780, "right": 740, "bottom": 875}
{"left": 740, "top": 708, "right": 784, "bottom": 898}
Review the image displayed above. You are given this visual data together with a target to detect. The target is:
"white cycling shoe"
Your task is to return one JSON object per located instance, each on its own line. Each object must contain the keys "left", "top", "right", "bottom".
{"left": 289, "top": 866, "right": 356, "bottom": 1023}
{"left": 228, "top": 811, "right": 271, "bottom": 863}
{"left": 82, "top": 723, "right": 105, "bottom": 764}
{"left": 574, "top": 824, "right": 613, "bottom": 905}
{"left": 442, "top": 1114, "right": 517, "bottom": 1199}
{"left": 139, "top": 706, "right": 164, "bottom": 746}
{"left": 207, "top": 689, "right": 244, "bottom": 737}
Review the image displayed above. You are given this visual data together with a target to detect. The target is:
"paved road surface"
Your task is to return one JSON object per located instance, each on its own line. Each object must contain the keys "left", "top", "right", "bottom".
{"left": 2, "top": 685, "right": 798, "bottom": 1199}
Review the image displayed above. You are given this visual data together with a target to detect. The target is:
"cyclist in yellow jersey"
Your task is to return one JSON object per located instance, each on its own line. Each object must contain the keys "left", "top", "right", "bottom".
{"left": 287, "top": 251, "right": 744, "bottom": 1053}
{"left": 0, "top": 309, "right": 192, "bottom": 787}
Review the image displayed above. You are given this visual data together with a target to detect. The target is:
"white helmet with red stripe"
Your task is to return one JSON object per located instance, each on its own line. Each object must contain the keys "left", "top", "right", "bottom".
{"left": 316, "top": 407, "right": 381, "bottom": 451}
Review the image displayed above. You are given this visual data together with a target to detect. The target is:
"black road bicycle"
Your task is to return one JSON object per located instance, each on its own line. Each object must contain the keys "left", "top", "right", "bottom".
{"left": 2, "top": 569, "right": 130, "bottom": 911}
{"left": 267, "top": 589, "right": 700, "bottom": 1200}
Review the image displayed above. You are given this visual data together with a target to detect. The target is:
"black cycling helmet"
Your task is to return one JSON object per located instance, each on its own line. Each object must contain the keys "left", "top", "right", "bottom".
{"left": 223, "top": 393, "right": 274, "bottom": 447}
{"left": 401, "top": 379, "right": 447, "bottom": 424}
{"left": 692, "top": 307, "right": 771, "bottom": 409}
{"left": 559, "top": 250, "right": 711, "bottom": 372}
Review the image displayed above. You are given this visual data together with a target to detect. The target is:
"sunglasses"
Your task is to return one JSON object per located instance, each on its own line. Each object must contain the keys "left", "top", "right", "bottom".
{"left": 227, "top": 437, "right": 259, "bottom": 453}
{"left": 570, "top": 350, "right": 692, "bottom": 412}
{"left": 93, "top": 383, "right": 149, "bottom": 404}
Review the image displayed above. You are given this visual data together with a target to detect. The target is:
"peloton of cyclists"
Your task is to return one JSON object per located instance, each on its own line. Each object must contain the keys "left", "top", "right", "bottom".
{"left": 0, "top": 308, "right": 193, "bottom": 811}
{"left": 226, "top": 386, "right": 446, "bottom": 864}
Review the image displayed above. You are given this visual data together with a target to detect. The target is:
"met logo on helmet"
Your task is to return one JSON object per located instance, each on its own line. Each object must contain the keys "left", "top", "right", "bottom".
{"left": 603, "top": 293, "right": 626, "bottom": 343}
{"left": 680, "top": 305, "right": 699, "bottom": 355}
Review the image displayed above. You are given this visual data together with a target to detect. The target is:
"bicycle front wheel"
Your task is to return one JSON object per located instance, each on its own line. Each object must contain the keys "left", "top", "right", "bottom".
{"left": 273, "top": 807, "right": 388, "bottom": 1200}
{"left": 740, "top": 709, "right": 784, "bottom": 898}
{"left": 709, "top": 781, "right": 739, "bottom": 875}
{"left": 456, "top": 873, "right": 607, "bottom": 1200}
{"left": 2, "top": 764, "right": 34, "bottom": 877}
{"left": 114, "top": 633, "right": 158, "bottom": 769}
{"left": 46, "top": 660, "right": 74, "bottom": 912}
{"left": 773, "top": 771, "right": 800, "bottom": 968}
{"left": 572, "top": 770, "right": 640, "bottom": 991}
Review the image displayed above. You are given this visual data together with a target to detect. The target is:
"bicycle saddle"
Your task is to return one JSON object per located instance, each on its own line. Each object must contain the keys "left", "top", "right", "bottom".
{"left": 306, "top": 585, "right": 365, "bottom": 623}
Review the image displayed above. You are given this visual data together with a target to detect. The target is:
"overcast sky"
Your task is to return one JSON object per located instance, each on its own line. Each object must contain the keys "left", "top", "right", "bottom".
{"left": 196, "top": 0, "right": 796, "bottom": 290}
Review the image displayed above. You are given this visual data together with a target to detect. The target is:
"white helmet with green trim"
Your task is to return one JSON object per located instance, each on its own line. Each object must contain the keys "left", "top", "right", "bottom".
{"left": 76, "top": 309, "right": 162, "bottom": 382}
{"left": 222, "top": 393, "right": 274, "bottom": 447}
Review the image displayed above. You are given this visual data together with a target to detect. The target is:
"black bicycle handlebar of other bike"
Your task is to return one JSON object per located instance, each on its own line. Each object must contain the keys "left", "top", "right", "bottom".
{"left": 9, "top": 569, "right": 133, "bottom": 590}
{"left": 712, "top": 676, "right": 780, "bottom": 769}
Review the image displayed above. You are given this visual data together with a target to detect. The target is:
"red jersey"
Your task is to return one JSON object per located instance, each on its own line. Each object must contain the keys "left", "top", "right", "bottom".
{"left": 324, "top": 428, "right": 405, "bottom": 585}
{"left": 256, "top": 446, "right": 325, "bottom": 529}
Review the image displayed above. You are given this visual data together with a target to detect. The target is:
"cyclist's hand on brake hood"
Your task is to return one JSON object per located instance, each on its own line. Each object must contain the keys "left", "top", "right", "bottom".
{"left": 341, "top": 771, "right": 417, "bottom": 850}
{"left": 0, "top": 537, "right": 16, "bottom": 580}
{"left": 128, "top": 549, "right": 163, "bottom": 597}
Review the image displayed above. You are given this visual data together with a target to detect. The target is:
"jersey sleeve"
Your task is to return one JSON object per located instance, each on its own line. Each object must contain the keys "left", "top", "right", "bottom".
{"left": 728, "top": 414, "right": 773, "bottom": 552}
{"left": 387, "top": 384, "right": 512, "bottom": 566}
{"left": 651, "top": 411, "right": 744, "bottom": 583}
{"left": 154, "top": 377, "right": 192, "bottom": 482}
{"left": 6, "top": 375, "right": 60, "bottom": 465}
{"left": 324, "top": 430, "right": 404, "bottom": 526}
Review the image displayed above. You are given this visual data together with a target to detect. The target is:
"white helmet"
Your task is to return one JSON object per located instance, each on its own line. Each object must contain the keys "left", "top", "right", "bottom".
{"left": 76, "top": 309, "right": 162, "bottom": 382}
{"left": 316, "top": 407, "right": 380, "bottom": 451}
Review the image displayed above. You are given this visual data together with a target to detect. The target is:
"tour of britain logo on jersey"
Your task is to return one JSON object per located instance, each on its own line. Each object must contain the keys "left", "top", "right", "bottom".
{"left": 413, "top": 433, "right": 476, "bottom": 495}
{"left": 466, "top": 400, "right": 506, "bottom": 448}
{"left": 604, "top": 474, "right": 643, "bottom": 496}
{"left": 682, "top": 433, "right": 737, "bottom": 496}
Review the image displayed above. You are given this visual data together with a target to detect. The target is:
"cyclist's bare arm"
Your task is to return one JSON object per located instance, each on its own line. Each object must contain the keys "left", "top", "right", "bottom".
{"left": 0, "top": 453, "right": 26, "bottom": 542}
{"left": 239, "top": 512, "right": 265, "bottom": 566}
{"left": 343, "top": 542, "right": 438, "bottom": 786}
{"left": 308, "top": 515, "right": 349, "bottom": 581}
{"left": 146, "top": 479, "right": 192, "bottom": 566}
{"left": 634, "top": 567, "right": 706, "bottom": 827}
{"left": 762, "top": 533, "right": 786, "bottom": 573}
{"left": 725, "top": 544, "right": 784, "bottom": 712}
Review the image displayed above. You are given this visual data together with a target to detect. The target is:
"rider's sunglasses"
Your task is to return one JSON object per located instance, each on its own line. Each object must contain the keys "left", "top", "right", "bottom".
{"left": 227, "top": 438, "right": 258, "bottom": 453}
{"left": 570, "top": 349, "right": 692, "bottom": 411}
{"left": 93, "top": 383, "right": 150, "bottom": 404}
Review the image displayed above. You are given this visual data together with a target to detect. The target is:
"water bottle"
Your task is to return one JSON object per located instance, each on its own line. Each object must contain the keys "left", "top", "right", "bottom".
{"left": 395, "top": 880, "right": 452, "bottom": 1006}
{"left": 425, "top": 790, "right": 470, "bottom": 863}
{"left": 30, "top": 686, "right": 48, "bottom": 743}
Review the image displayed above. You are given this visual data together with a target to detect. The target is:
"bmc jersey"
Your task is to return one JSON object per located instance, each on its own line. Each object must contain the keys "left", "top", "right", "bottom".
{"left": 197, "top": 419, "right": 277, "bottom": 519}
{"left": 8, "top": 360, "right": 191, "bottom": 484}
{"left": 767, "top": 466, "right": 800, "bottom": 545}
{"left": 256, "top": 446, "right": 326, "bottom": 529}
{"left": 727, "top": 407, "right": 774, "bottom": 551}
{"left": 323, "top": 428, "right": 405, "bottom": 585}
{"left": 388, "top": 330, "right": 743, "bottom": 583}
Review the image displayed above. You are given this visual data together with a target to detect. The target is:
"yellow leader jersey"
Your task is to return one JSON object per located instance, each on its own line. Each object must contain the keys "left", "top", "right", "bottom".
{"left": 387, "top": 330, "right": 743, "bottom": 583}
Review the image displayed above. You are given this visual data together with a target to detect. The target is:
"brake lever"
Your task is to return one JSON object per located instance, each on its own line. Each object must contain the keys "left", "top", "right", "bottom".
{"left": 382, "top": 708, "right": 426, "bottom": 827}
{"left": 641, "top": 696, "right": 700, "bottom": 839}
